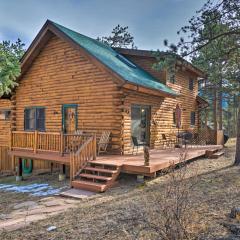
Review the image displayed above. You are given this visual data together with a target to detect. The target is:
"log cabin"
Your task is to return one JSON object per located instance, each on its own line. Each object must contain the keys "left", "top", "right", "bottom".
{"left": 0, "top": 20, "right": 222, "bottom": 192}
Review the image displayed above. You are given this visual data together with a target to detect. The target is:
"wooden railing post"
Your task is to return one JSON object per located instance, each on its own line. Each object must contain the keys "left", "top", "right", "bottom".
{"left": 9, "top": 130, "right": 12, "bottom": 151}
{"left": 60, "top": 131, "right": 64, "bottom": 156}
{"left": 34, "top": 130, "right": 38, "bottom": 153}
{"left": 93, "top": 134, "right": 97, "bottom": 160}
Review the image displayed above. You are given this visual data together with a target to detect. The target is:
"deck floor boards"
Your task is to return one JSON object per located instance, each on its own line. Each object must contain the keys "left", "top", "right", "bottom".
{"left": 9, "top": 145, "right": 223, "bottom": 175}
{"left": 93, "top": 145, "right": 223, "bottom": 175}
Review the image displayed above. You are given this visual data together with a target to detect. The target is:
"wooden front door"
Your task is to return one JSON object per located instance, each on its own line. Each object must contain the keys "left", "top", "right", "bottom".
{"left": 62, "top": 104, "right": 78, "bottom": 133}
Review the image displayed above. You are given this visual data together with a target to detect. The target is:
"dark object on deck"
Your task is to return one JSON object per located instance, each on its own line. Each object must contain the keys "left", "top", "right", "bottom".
{"left": 224, "top": 134, "right": 229, "bottom": 144}
{"left": 182, "top": 132, "right": 193, "bottom": 148}
{"left": 177, "top": 132, "right": 193, "bottom": 148}
{"left": 132, "top": 136, "right": 145, "bottom": 153}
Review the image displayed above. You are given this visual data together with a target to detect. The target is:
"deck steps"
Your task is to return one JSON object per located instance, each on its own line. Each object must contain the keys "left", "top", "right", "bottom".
{"left": 205, "top": 148, "right": 219, "bottom": 158}
{"left": 71, "top": 180, "right": 107, "bottom": 192}
{"left": 209, "top": 151, "right": 224, "bottom": 159}
{"left": 71, "top": 162, "right": 121, "bottom": 193}
{"left": 79, "top": 173, "right": 112, "bottom": 181}
{"left": 84, "top": 166, "right": 118, "bottom": 174}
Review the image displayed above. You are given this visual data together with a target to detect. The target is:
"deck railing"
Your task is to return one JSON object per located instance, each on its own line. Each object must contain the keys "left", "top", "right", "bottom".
{"left": 10, "top": 131, "right": 93, "bottom": 155}
{"left": 70, "top": 134, "right": 96, "bottom": 181}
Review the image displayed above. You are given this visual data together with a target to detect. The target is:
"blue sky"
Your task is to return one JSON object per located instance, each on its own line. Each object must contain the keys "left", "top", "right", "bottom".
{"left": 0, "top": 0, "right": 206, "bottom": 50}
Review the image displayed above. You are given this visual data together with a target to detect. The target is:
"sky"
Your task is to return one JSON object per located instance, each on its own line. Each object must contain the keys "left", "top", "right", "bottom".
{"left": 0, "top": 0, "right": 206, "bottom": 51}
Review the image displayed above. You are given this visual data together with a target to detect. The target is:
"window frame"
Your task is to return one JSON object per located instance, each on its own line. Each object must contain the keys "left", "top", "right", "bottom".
{"left": 131, "top": 104, "right": 151, "bottom": 146}
{"left": 24, "top": 106, "right": 46, "bottom": 131}
{"left": 190, "top": 111, "right": 196, "bottom": 127}
{"left": 173, "top": 111, "right": 176, "bottom": 126}
{"left": 189, "top": 77, "right": 194, "bottom": 91}
{"left": 168, "top": 71, "right": 175, "bottom": 84}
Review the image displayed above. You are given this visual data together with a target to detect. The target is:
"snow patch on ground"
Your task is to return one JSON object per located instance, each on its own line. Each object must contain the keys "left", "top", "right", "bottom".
{"left": 0, "top": 183, "right": 64, "bottom": 196}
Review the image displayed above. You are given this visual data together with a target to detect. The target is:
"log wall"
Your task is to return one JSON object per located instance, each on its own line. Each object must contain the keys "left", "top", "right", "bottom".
{"left": 121, "top": 55, "right": 199, "bottom": 154}
{"left": 0, "top": 100, "right": 12, "bottom": 172}
{"left": 0, "top": 99, "right": 11, "bottom": 146}
{"left": 15, "top": 35, "right": 122, "bottom": 155}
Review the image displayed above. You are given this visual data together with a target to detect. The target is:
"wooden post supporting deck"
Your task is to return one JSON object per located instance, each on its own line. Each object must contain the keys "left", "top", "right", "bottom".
{"left": 11, "top": 155, "right": 15, "bottom": 172}
{"left": 50, "top": 162, "right": 54, "bottom": 174}
{"left": 16, "top": 157, "right": 23, "bottom": 181}
{"left": 59, "top": 164, "right": 66, "bottom": 181}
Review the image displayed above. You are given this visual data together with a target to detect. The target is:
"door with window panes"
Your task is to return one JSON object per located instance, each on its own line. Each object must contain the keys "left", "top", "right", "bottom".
{"left": 131, "top": 105, "right": 150, "bottom": 145}
{"left": 62, "top": 105, "right": 78, "bottom": 134}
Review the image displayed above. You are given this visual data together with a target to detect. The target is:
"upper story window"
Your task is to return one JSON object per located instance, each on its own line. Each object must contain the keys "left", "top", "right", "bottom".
{"left": 168, "top": 71, "right": 175, "bottom": 84}
{"left": 189, "top": 77, "right": 194, "bottom": 90}
{"left": 24, "top": 107, "right": 45, "bottom": 131}
{"left": 190, "top": 111, "right": 196, "bottom": 126}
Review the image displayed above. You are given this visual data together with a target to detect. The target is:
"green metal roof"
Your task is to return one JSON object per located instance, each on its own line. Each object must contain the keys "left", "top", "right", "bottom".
{"left": 52, "top": 21, "right": 177, "bottom": 96}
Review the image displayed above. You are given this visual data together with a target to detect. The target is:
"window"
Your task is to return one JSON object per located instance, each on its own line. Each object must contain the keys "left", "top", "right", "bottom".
{"left": 116, "top": 54, "right": 137, "bottom": 68}
{"left": 24, "top": 107, "right": 45, "bottom": 131}
{"left": 190, "top": 111, "right": 195, "bottom": 126}
{"left": 173, "top": 111, "right": 176, "bottom": 125}
{"left": 0, "top": 110, "right": 11, "bottom": 120}
{"left": 189, "top": 77, "right": 194, "bottom": 90}
{"left": 168, "top": 71, "right": 175, "bottom": 84}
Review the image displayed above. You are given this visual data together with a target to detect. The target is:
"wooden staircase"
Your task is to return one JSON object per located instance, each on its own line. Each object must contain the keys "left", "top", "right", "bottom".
{"left": 71, "top": 162, "right": 121, "bottom": 192}
{"left": 206, "top": 148, "right": 224, "bottom": 159}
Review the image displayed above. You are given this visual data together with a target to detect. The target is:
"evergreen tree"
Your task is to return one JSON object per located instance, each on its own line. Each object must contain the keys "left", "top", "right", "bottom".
{"left": 0, "top": 38, "right": 25, "bottom": 95}
{"left": 97, "top": 24, "right": 137, "bottom": 49}
{"left": 156, "top": 0, "right": 240, "bottom": 164}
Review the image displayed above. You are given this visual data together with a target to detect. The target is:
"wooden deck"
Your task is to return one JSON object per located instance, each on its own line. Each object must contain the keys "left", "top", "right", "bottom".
{"left": 9, "top": 144, "right": 223, "bottom": 192}
{"left": 9, "top": 145, "right": 223, "bottom": 176}
{"left": 92, "top": 145, "right": 223, "bottom": 176}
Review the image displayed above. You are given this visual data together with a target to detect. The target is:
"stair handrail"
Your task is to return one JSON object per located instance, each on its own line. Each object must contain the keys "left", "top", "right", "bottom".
{"left": 70, "top": 134, "right": 96, "bottom": 182}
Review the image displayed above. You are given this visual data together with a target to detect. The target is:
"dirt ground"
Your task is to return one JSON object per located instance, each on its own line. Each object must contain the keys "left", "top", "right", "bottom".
{"left": 0, "top": 139, "right": 239, "bottom": 239}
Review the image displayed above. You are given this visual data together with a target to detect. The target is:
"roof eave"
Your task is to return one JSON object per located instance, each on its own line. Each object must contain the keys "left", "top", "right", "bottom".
{"left": 122, "top": 82, "right": 178, "bottom": 98}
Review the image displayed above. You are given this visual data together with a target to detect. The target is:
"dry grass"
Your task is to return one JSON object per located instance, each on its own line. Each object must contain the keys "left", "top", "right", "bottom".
{"left": 0, "top": 140, "right": 239, "bottom": 239}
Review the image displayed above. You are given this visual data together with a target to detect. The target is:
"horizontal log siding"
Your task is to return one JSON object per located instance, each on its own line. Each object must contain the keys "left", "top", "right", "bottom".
{"left": 0, "top": 99, "right": 11, "bottom": 146}
{"left": 122, "top": 69, "right": 199, "bottom": 154}
{"left": 0, "top": 100, "right": 12, "bottom": 171}
{"left": 15, "top": 35, "right": 122, "bottom": 155}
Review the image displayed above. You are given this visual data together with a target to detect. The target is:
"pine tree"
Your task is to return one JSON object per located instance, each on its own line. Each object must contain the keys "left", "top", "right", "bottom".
{"left": 156, "top": 0, "right": 240, "bottom": 164}
{"left": 0, "top": 39, "right": 25, "bottom": 95}
{"left": 97, "top": 24, "right": 137, "bottom": 49}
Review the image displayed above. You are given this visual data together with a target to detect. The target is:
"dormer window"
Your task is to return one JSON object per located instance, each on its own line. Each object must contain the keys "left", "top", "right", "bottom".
{"left": 116, "top": 54, "right": 136, "bottom": 68}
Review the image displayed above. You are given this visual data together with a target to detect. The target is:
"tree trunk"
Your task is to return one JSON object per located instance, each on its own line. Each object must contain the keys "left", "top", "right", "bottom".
{"left": 218, "top": 79, "right": 223, "bottom": 130}
{"left": 213, "top": 86, "right": 218, "bottom": 131}
{"left": 234, "top": 106, "right": 240, "bottom": 165}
